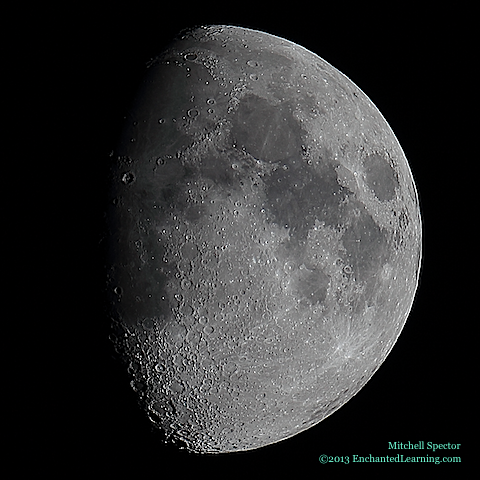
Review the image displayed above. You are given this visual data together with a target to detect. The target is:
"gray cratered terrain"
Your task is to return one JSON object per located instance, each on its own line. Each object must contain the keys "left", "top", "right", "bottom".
{"left": 104, "top": 25, "right": 422, "bottom": 453}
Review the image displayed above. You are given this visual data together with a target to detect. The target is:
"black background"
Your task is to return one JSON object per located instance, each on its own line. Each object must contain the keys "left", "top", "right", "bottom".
{"left": 29, "top": 3, "right": 472, "bottom": 476}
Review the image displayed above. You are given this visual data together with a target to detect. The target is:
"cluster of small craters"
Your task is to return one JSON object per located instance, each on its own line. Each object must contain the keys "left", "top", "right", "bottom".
{"left": 109, "top": 169, "right": 396, "bottom": 452}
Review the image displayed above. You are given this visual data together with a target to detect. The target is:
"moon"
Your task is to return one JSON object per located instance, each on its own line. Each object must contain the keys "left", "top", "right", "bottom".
{"left": 104, "top": 25, "right": 422, "bottom": 453}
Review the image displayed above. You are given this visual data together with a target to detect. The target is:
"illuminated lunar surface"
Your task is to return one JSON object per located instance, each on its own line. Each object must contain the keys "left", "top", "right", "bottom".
{"left": 105, "top": 25, "right": 422, "bottom": 453}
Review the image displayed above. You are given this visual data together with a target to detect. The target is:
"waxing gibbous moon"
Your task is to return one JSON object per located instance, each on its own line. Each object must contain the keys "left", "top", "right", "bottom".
{"left": 104, "top": 25, "right": 422, "bottom": 453}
